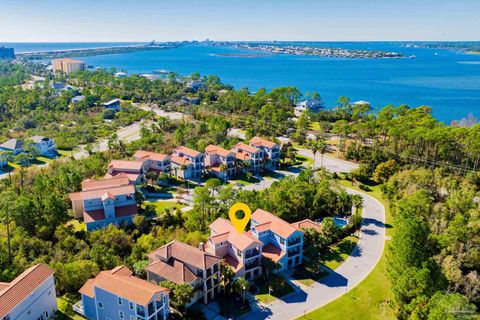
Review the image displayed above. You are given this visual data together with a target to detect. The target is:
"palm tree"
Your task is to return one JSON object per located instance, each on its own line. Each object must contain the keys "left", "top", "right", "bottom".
{"left": 351, "top": 194, "right": 364, "bottom": 215}
{"left": 233, "top": 277, "right": 251, "bottom": 304}
{"left": 234, "top": 159, "right": 244, "bottom": 175}
{"left": 146, "top": 171, "right": 159, "bottom": 186}
{"left": 317, "top": 140, "right": 328, "bottom": 168}
{"left": 219, "top": 163, "right": 228, "bottom": 183}
{"left": 261, "top": 257, "right": 280, "bottom": 282}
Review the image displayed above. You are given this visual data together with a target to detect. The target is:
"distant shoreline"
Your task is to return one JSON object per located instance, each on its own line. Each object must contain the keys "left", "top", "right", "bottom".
{"left": 211, "top": 53, "right": 274, "bottom": 58}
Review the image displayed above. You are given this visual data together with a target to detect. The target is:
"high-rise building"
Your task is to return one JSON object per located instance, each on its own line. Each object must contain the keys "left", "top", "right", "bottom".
{"left": 52, "top": 58, "right": 86, "bottom": 74}
{"left": 0, "top": 47, "right": 15, "bottom": 59}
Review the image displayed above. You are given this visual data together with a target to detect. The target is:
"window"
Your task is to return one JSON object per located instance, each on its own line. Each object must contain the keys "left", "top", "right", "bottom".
{"left": 119, "top": 311, "right": 124, "bottom": 319}
{"left": 98, "top": 301, "right": 104, "bottom": 309}
{"left": 129, "top": 302, "right": 134, "bottom": 310}
{"left": 118, "top": 297, "right": 123, "bottom": 305}
{"left": 280, "top": 237, "right": 285, "bottom": 245}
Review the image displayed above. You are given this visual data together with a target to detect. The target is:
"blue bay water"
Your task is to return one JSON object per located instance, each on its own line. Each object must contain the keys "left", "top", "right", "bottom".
{"left": 3, "top": 42, "right": 480, "bottom": 123}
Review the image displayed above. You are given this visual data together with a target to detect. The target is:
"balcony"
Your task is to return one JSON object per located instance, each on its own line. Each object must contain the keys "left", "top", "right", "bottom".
{"left": 288, "top": 238, "right": 301, "bottom": 246}
{"left": 245, "top": 249, "right": 260, "bottom": 259}
{"left": 72, "top": 301, "right": 84, "bottom": 316}
{"left": 288, "top": 249, "right": 300, "bottom": 257}
{"left": 245, "top": 259, "right": 260, "bottom": 271}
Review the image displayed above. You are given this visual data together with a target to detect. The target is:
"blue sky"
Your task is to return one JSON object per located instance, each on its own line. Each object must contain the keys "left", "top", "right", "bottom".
{"left": 1, "top": 0, "right": 479, "bottom": 42}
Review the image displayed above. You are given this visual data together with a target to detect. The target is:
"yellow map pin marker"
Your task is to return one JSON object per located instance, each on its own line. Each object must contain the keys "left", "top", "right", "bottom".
{"left": 229, "top": 203, "right": 251, "bottom": 234}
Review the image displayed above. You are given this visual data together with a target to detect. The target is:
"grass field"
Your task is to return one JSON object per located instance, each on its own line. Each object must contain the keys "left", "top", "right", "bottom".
{"left": 142, "top": 200, "right": 186, "bottom": 215}
{"left": 298, "top": 180, "right": 395, "bottom": 320}
{"left": 55, "top": 295, "right": 85, "bottom": 320}
{"left": 321, "top": 235, "right": 359, "bottom": 270}
{"left": 255, "top": 274, "right": 295, "bottom": 304}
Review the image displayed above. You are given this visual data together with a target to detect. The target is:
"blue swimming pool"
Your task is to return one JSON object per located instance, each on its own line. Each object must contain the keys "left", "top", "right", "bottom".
{"left": 334, "top": 217, "right": 348, "bottom": 228}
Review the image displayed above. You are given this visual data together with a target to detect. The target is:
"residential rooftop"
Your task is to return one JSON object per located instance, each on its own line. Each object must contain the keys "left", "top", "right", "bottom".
{"left": 252, "top": 209, "right": 301, "bottom": 239}
{"left": 209, "top": 218, "right": 262, "bottom": 251}
{"left": 250, "top": 136, "right": 278, "bottom": 149}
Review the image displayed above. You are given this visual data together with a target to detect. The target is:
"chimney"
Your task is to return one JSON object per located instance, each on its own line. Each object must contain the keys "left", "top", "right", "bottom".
{"left": 198, "top": 242, "right": 205, "bottom": 251}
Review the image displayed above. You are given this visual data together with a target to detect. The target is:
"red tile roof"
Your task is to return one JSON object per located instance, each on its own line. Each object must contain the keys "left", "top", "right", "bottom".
{"left": 224, "top": 254, "right": 243, "bottom": 272}
{"left": 105, "top": 172, "right": 141, "bottom": 183}
{"left": 146, "top": 260, "right": 198, "bottom": 284}
{"left": 170, "top": 155, "right": 191, "bottom": 165}
{"left": 209, "top": 218, "right": 262, "bottom": 251}
{"left": 74, "top": 184, "right": 135, "bottom": 201}
{"left": 148, "top": 240, "right": 221, "bottom": 270}
{"left": 291, "top": 219, "right": 322, "bottom": 232}
{"left": 235, "top": 151, "right": 250, "bottom": 161}
{"left": 79, "top": 266, "right": 168, "bottom": 306}
{"left": 205, "top": 145, "right": 233, "bottom": 157}
{"left": 262, "top": 243, "right": 286, "bottom": 263}
{"left": 108, "top": 160, "right": 143, "bottom": 171}
{"left": 174, "top": 146, "right": 202, "bottom": 158}
{"left": 233, "top": 142, "right": 260, "bottom": 154}
{"left": 0, "top": 264, "right": 55, "bottom": 317}
{"left": 83, "top": 204, "right": 138, "bottom": 223}
{"left": 252, "top": 209, "right": 301, "bottom": 239}
{"left": 81, "top": 174, "right": 130, "bottom": 191}
{"left": 134, "top": 150, "right": 170, "bottom": 162}
{"left": 250, "top": 136, "right": 278, "bottom": 149}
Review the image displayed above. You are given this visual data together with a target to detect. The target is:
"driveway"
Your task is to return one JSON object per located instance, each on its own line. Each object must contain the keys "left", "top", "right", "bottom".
{"left": 241, "top": 188, "right": 386, "bottom": 320}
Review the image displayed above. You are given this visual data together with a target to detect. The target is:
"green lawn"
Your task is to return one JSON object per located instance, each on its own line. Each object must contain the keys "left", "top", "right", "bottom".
{"left": 55, "top": 295, "right": 85, "bottom": 320}
{"left": 58, "top": 149, "right": 74, "bottom": 157}
{"left": 321, "top": 235, "right": 359, "bottom": 270}
{"left": 230, "top": 175, "right": 261, "bottom": 186}
{"left": 296, "top": 155, "right": 314, "bottom": 167}
{"left": 142, "top": 200, "right": 186, "bottom": 215}
{"left": 298, "top": 180, "right": 395, "bottom": 320}
{"left": 255, "top": 274, "right": 295, "bottom": 304}
{"left": 293, "top": 267, "right": 329, "bottom": 287}
{"left": 310, "top": 121, "right": 322, "bottom": 131}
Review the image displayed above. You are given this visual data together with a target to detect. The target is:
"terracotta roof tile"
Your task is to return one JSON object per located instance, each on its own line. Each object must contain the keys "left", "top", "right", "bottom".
{"left": 148, "top": 241, "right": 221, "bottom": 270}
{"left": 134, "top": 150, "right": 170, "bottom": 162}
{"left": 209, "top": 218, "right": 262, "bottom": 251}
{"left": 205, "top": 145, "right": 233, "bottom": 157}
{"left": 146, "top": 260, "right": 198, "bottom": 284}
{"left": 224, "top": 254, "right": 243, "bottom": 272}
{"left": 75, "top": 184, "right": 135, "bottom": 201}
{"left": 235, "top": 151, "right": 250, "bottom": 161}
{"left": 262, "top": 243, "right": 286, "bottom": 263}
{"left": 81, "top": 174, "right": 130, "bottom": 191}
{"left": 232, "top": 142, "right": 260, "bottom": 154}
{"left": 250, "top": 136, "right": 278, "bottom": 149}
{"left": 174, "top": 146, "right": 202, "bottom": 158}
{"left": 83, "top": 204, "right": 137, "bottom": 223}
{"left": 252, "top": 209, "right": 301, "bottom": 239}
{"left": 79, "top": 266, "right": 168, "bottom": 306}
{"left": 0, "top": 264, "right": 55, "bottom": 317}
{"left": 291, "top": 219, "right": 322, "bottom": 232}
{"left": 108, "top": 160, "right": 143, "bottom": 171}
{"left": 170, "top": 155, "right": 191, "bottom": 165}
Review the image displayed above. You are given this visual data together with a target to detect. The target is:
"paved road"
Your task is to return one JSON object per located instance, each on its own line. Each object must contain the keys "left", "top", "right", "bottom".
{"left": 297, "top": 148, "right": 359, "bottom": 173}
{"left": 242, "top": 188, "right": 386, "bottom": 320}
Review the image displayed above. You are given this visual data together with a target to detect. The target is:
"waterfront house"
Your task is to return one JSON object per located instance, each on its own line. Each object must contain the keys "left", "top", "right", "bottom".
{"left": 0, "top": 264, "right": 57, "bottom": 320}
{"left": 29, "top": 136, "right": 57, "bottom": 157}
{"left": 250, "top": 209, "right": 304, "bottom": 271}
{"left": 231, "top": 142, "right": 264, "bottom": 173}
{"left": 103, "top": 98, "right": 121, "bottom": 112}
{"left": 294, "top": 98, "right": 323, "bottom": 116}
{"left": 69, "top": 174, "right": 138, "bottom": 231}
{"left": 204, "top": 144, "right": 235, "bottom": 180}
{"left": 53, "top": 58, "right": 86, "bottom": 75}
{"left": 0, "top": 138, "right": 24, "bottom": 155}
{"left": 78, "top": 266, "right": 170, "bottom": 320}
{"left": 105, "top": 160, "right": 145, "bottom": 184}
{"left": 133, "top": 150, "right": 171, "bottom": 177}
{"left": 186, "top": 79, "right": 205, "bottom": 91}
{"left": 146, "top": 241, "right": 222, "bottom": 305}
{"left": 249, "top": 137, "right": 280, "bottom": 170}
{"left": 206, "top": 218, "right": 263, "bottom": 280}
{"left": 171, "top": 146, "right": 204, "bottom": 180}
{"left": 114, "top": 72, "right": 127, "bottom": 78}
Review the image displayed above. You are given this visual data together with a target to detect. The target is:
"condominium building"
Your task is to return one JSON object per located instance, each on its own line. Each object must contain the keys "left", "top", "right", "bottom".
{"left": 52, "top": 58, "right": 86, "bottom": 75}
{"left": 133, "top": 150, "right": 171, "bottom": 176}
{"left": 171, "top": 146, "right": 204, "bottom": 180}
{"left": 146, "top": 241, "right": 221, "bottom": 305}
{"left": 105, "top": 160, "right": 145, "bottom": 184}
{"left": 79, "top": 266, "right": 170, "bottom": 320}
{"left": 250, "top": 209, "right": 304, "bottom": 270}
{"left": 69, "top": 174, "right": 138, "bottom": 231}
{"left": 0, "top": 264, "right": 57, "bottom": 320}
{"left": 231, "top": 142, "right": 264, "bottom": 173}
{"left": 204, "top": 144, "right": 235, "bottom": 180}
{"left": 207, "top": 218, "right": 263, "bottom": 280}
{"left": 249, "top": 137, "right": 281, "bottom": 170}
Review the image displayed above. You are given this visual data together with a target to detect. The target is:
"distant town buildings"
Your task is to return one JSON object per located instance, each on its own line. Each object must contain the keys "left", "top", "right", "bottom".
{"left": 133, "top": 150, "right": 171, "bottom": 177}
{"left": 0, "top": 47, "right": 15, "bottom": 59}
{"left": 0, "top": 264, "right": 57, "bottom": 320}
{"left": 69, "top": 174, "right": 138, "bottom": 231}
{"left": 78, "top": 266, "right": 170, "bottom": 320}
{"left": 52, "top": 58, "right": 86, "bottom": 74}
{"left": 147, "top": 241, "right": 222, "bottom": 305}
{"left": 294, "top": 98, "right": 323, "bottom": 116}
{"left": 187, "top": 79, "right": 205, "bottom": 91}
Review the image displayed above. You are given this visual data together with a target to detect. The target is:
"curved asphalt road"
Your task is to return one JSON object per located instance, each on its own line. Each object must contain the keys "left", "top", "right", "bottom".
{"left": 242, "top": 188, "right": 386, "bottom": 320}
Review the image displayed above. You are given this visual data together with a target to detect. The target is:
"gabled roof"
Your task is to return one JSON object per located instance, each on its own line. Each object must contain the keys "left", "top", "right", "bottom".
{"left": 103, "top": 98, "right": 121, "bottom": 106}
{"left": 262, "top": 243, "right": 286, "bottom": 263}
{"left": 79, "top": 266, "right": 168, "bottom": 306}
{"left": 170, "top": 155, "right": 191, "bottom": 165}
{"left": 174, "top": 146, "right": 202, "bottom": 158}
{"left": 209, "top": 218, "right": 262, "bottom": 251}
{"left": 0, "top": 264, "right": 54, "bottom": 317}
{"left": 0, "top": 139, "right": 24, "bottom": 151}
{"left": 134, "top": 150, "right": 170, "bottom": 162}
{"left": 205, "top": 145, "right": 234, "bottom": 158}
{"left": 250, "top": 137, "right": 278, "bottom": 149}
{"left": 148, "top": 240, "right": 221, "bottom": 271}
{"left": 235, "top": 151, "right": 250, "bottom": 161}
{"left": 29, "top": 135, "right": 51, "bottom": 143}
{"left": 232, "top": 142, "right": 260, "bottom": 154}
{"left": 252, "top": 209, "right": 302, "bottom": 239}
{"left": 81, "top": 174, "right": 130, "bottom": 191}
{"left": 83, "top": 204, "right": 138, "bottom": 223}
{"left": 291, "top": 219, "right": 322, "bottom": 232}
{"left": 71, "top": 184, "right": 135, "bottom": 201}
{"left": 108, "top": 160, "right": 143, "bottom": 172}
{"left": 146, "top": 260, "right": 198, "bottom": 285}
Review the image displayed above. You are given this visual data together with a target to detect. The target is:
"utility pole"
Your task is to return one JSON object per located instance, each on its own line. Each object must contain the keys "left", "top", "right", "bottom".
{"left": 6, "top": 205, "right": 12, "bottom": 263}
